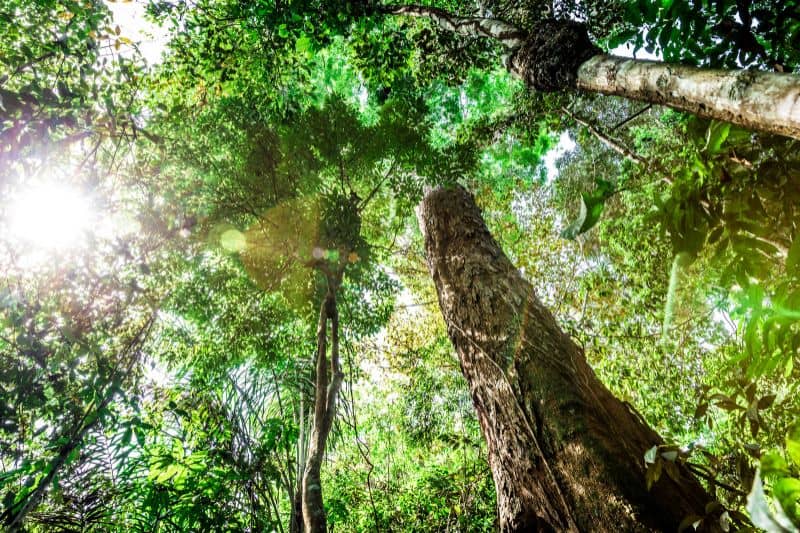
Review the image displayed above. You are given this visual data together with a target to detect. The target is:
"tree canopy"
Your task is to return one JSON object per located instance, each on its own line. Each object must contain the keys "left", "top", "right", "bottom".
{"left": 1, "top": 0, "right": 800, "bottom": 531}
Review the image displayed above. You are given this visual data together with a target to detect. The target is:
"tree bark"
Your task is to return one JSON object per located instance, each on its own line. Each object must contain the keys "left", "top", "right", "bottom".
{"left": 574, "top": 54, "right": 800, "bottom": 140}
{"left": 417, "top": 186, "right": 721, "bottom": 532}
{"left": 291, "top": 391, "right": 307, "bottom": 533}
{"left": 301, "top": 285, "right": 344, "bottom": 533}
{"left": 380, "top": 4, "right": 526, "bottom": 49}
{"left": 386, "top": 6, "right": 800, "bottom": 139}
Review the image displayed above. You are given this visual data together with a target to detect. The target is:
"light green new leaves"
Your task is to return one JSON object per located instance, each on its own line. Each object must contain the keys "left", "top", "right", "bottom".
{"left": 788, "top": 426, "right": 800, "bottom": 470}
{"left": 561, "top": 178, "right": 616, "bottom": 239}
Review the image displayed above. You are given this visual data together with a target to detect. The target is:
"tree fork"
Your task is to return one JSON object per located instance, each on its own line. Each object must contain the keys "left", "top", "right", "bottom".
{"left": 417, "top": 186, "right": 722, "bottom": 531}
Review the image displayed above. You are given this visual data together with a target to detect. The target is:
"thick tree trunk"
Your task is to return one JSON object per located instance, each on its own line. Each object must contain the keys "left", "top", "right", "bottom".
{"left": 302, "top": 288, "right": 344, "bottom": 533}
{"left": 417, "top": 186, "right": 721, "bottom": 532}
{"left": 386, "top": 6, "right": 800, "bottom": 139}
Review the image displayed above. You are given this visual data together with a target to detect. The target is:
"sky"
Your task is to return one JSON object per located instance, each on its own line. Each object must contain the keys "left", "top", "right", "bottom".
{"left": 105, "top": 0, "right": 169, "bottom": 65}
{"left": 542, "top": 131, "right": 576, "bottom": 182}
{"left": 611, "top": 42, "right": 662, "bottom": 61}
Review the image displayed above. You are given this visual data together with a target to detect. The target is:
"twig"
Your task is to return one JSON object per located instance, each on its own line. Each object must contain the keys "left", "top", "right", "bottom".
{"left": 561, "top": 107, "right": 648, "bottom": 165}
{"left": 611, "top": 104, "right": 652, "bottom": 131}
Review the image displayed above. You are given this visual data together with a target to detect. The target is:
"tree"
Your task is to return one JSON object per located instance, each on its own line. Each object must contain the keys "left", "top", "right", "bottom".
{"left": 0, "top": 0, "right": 142, "bottom": 166}
{"left": 299, "top": 195, "right": 360, "bottom": 533}
{"left": 4, "top": 0, "right": 800, "bottom": 530}
{"left": 417, "top": 185, "right": 737, "bottom": 531}
{"left": 381, "top": 5, "right": 800, "bottom": 139}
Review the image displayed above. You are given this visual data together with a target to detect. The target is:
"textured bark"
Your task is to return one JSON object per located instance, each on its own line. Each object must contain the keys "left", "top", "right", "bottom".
{"left": 576, "top": 54, "right": 800, "bottom": 140}
{"left": 291, "top": 392, "right": 307, "bottom": 533}
{"left": 508, "top": 20, "right": 601, "bottom": 91}
{"left": 511, "top": 22, "right": 800, "bottom": 139}
{"left": 301, "top": 287, "right": 344, "bottom": 533}
{"left": 290, "top": 488, "right": 303, "bottom": 533}
{"left": 418, "top": 186, "right": 721, "bottom": 532}
{"left": 381, "top": 4, "right": 526, "bottom": 49}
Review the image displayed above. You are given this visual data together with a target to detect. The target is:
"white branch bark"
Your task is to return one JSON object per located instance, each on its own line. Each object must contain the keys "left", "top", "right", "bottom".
{"left": 577, "top": 55, "right": 800, "bottom": 140}
{"left": 382, "top": 4, "right": 526, "bottom": 49}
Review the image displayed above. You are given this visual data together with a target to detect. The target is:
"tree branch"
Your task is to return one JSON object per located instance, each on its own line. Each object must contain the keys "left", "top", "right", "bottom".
{"left": 561, "top": 106, "right": 648, "bottom": 165}
{"left": 380, "top": 4, "right": 526, "bottom": 49}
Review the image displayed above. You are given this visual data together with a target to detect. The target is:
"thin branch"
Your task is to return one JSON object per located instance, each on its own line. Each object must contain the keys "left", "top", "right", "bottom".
{"left": 561, "top": 107, "right": 648, "bottom": 165}
{"left": 359, "top": 157, "right": 397, "bottom": 211}
{"left": 684, "top": 462, "right": 747, "bottom": 497}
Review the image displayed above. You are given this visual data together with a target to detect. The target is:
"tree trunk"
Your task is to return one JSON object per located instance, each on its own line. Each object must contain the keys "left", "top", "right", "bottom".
{"left": 290, "top": 487, "right": 303, "bottom": 533}
{"left": 291, "top": 391, "right": 307, "bottom": 533}
{"left": 302, "top": 287, "right": 344, "bottom": 533}
{"left": 385, "top": 5, "right": 800, "bottom": 140}
{"left": 417, "top": 186, "right": 721, "bottom": 532}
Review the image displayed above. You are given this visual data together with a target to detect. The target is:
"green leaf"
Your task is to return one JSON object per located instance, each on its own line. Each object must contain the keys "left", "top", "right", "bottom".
{"left": 135, "top": 428, "right": 145, "bottom": 446}
{"left": 122, "top": 427, "right": 132, "bottom": 446}
{"left": 661, "top": 450, "right": 678, "bottom": 462}
{"left": 644, "top": 445, "right": 658, "bottom": 464}
{"left": 747, "top": 470, "right": 798, "bottom": 532}
{"left": 774, "top": 478, "right": 800, "bottom": 519}
{"left": 758, "top": 395, "right": 777, "bottom": 410}
{"left": 663, "top": 459, "right": 680, "bottom": 482}
{"left": 719, "top": 511, "right": 731, "bottom": 532}
{"left": 638, "top": 0, "right": 658, "bottom": 21}
{"left": 705, "top": 121, "right": 731, "bottom": 154}
{"left": 645, "top": 459, "right": 662, "bottom": 489}
{"left": 762, "top": 452, "right": 789, "bottom": 477}
{"left": 295, "top": 35, "right": 312, "bottom": 55}
{"left": 787, "top": 236, "right": 800, "bottom": 272}
{"left": 678, "top": 514, "right": 703, "bottom": 532}
{"left": 561, "top": 190, "right": 611, "bottom": 240}
{"left": 787, "top": 426, "right": 800, "bottom": 466}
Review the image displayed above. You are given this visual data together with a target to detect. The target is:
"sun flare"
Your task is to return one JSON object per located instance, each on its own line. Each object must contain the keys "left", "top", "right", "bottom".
{"left": 8, "top": 183, "right": 93, "bottom": 251}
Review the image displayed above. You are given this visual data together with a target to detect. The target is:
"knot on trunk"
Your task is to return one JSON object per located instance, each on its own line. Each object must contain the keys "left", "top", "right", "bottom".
{"left": 510, "top": 20, "right": 601, "bottom": 91}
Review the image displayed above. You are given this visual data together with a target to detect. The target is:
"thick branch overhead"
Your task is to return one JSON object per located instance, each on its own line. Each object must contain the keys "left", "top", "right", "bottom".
{"left": 382, "top": 4, "right": 527, "bottom": 49}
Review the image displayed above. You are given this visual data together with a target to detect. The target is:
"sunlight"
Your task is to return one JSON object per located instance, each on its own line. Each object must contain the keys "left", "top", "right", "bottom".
{"left": 8, "top": 183, "right": 93, "bottom": 251}
{"left": 105, "top": 0, "right": 169, "bottom": 65}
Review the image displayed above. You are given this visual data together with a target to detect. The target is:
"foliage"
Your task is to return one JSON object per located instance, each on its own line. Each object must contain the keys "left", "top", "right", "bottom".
{"left": 1, "top": 0, "right": 800, "bottom": 531}
{"left": 615, "top": 0, "right": 800, "bottom": 70}
{"left": 0, "top": 0, "right": 143, "bottom": 168}
{"left": 750, "top": 424, "right": 800, "bottom": 529}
